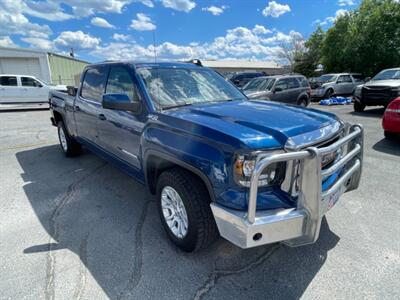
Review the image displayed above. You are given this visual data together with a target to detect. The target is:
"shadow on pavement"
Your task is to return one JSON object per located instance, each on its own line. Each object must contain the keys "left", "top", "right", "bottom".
{"left": 16, "top": 145, "right": 340, "bottom": 299}
{"left": 373, "top": 138, "right": 400, "bottom": 156}
{"left": 350, "top": 107, "right": 385, "bottom": 118}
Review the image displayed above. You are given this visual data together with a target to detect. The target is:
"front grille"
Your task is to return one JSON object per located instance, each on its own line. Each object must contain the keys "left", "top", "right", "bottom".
{"left": 362, "top": 86, "right": 392, "bottom": 102}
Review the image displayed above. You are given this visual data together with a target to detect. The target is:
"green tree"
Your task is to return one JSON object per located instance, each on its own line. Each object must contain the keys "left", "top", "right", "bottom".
{"left": 293, "top": 26, "right": 325, "bottom": 77}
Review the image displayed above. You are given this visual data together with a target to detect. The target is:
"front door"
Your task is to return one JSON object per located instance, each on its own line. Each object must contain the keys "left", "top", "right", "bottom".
{"left": 20, "top": 77, "right": 49, "bottom": 103}
{"left": 74, "top": 65, "right": 108, "bottom": 143}
{"left": 97, "top": 64, "right": 145, "bottom": 169}
{"left": 271, "top": 78, "right": 290, "bottom": 103}
{"left": 336, "top": 75, "right": 354, "bottom": 95}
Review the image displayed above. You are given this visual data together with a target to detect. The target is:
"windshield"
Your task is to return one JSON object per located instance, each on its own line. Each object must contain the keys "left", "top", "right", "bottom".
{"left": 243, "top": 77, "right": 275, "bottom": 92}
{"left": 138, "top": 67, "right": 246, "bottom": 109}
{"left": 372, "top": 69, "right": 400, "bottom": 81}
{"left": 318, "top": 74, "right": 338, "bottom": 83}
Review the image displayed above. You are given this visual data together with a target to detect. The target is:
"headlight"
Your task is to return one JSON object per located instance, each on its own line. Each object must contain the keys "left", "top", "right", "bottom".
{"left": 234, "top": 154, "right": 286, "bottom": 187}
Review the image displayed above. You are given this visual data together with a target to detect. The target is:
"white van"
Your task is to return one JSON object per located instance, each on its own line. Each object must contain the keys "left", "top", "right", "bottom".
{"left": 0, "top": 75, "right": 67, "bottom": 104}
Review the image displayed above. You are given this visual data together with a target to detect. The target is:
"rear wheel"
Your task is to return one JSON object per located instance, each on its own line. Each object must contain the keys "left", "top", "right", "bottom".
{"left": 354, "top": 100, "right": 366, "bottom": 112}
{"left": 156, "top": 168, "right": 218, "bottom": 252}
{"left": 57, "top": 121, "right": 81, "bottom": 157}
{"left": 298, "top": 97, "right": 309, "bottom": 107}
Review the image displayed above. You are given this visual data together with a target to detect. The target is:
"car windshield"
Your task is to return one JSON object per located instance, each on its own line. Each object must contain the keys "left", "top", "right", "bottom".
{"left": 137, "top": 67, "right": 246, "bottom": 109}
{"left": 243, "top": 77, "right": 275, "bottom": 92}
{"left": 318, "top": 74, "right": 338, "bottom": 83}
{"left": 372, "top": 69, "right": 400, "bottom": 80}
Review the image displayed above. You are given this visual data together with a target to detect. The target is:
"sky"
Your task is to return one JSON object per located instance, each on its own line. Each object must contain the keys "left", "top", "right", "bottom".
{"left": 0, "top": 0, "right": 360, "bottom": 63}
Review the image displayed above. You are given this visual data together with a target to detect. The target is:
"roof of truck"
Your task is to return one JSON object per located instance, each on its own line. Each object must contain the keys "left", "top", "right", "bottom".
{"left": 88, "top": 61, "right": 202, "bottom": 69}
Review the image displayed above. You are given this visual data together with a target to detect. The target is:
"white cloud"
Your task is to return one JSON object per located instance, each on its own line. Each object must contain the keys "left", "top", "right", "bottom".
{"left": 314, "top": 9, "right": 348, "bottom": 26}
{"left": 0, "top": 36, "right": 16, "bottom": 47}
{"left": 134, "top": 0, "right": 154, "bottom": 7}
{"left": 23, "top": 0, "right": 73, "bottom": 21}
{"left": 130, "top": 13, "right": 156, "bottom": 31}
{"left": 338, "top": 0, "right": 355, "bottom": 6}
{"left": 91, "top": 17, "right": 115, "bottom": 28}
{"left": 55, "top": 31, "right": 101, "bottom": 50}
{"left": 202, "top": 5, "right": 227, "bottom": 16}
{"left": 112, "top": 33, "right": 132, "bottom": 41}
{"left": 21, "top": 37, "right": 54, "bottom": 50}
{"left": 252, "top": 25, "right": 271, "bottom": 35}
{"left": 161, "top": 0, "right": 196, "bottom": 13}
{"left": 262, "top": 1, "right": 291, "bottom": 18}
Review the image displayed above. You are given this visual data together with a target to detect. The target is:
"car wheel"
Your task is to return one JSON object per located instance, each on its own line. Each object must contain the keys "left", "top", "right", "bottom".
{"left": 298, "top": 98, "right": 308, "bottom": 107}
{"left": 384, "top": 131, "right": 397, "bottom": 140}
{"left": 57, "top": 121, "right": 81, "bottom": 157}
{"left": 156, "top": 168, "right": 218, "bottom": 252}
{"left": 354, "top": 100, "right": 366, "bottom": 112}
{"left": 324, "top": 89, "right": 334, "bottom": 99}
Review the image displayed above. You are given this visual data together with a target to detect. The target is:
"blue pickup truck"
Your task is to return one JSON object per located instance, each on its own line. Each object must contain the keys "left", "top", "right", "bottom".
{"left": 49, "top": 61, "right": 363, "bottom": 252}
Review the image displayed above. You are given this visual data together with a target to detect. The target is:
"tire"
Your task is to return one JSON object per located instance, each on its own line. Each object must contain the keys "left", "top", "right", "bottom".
{"left": 384, "top": 131, "right": 397, "bottom": 140}
{"left": 354, "top": 100, "right": 366, "bottom": 112}
{"left": 298, "top": 97, "right": 309, "bottom": 107}
{"left": 57, "top": 121, "right": 81, "bottom": 157}
{"left": 156, "top": 168, "right": 218, "bottom": 252}
{"left": 324, "top": 89, "right": 334, "bottom": 99}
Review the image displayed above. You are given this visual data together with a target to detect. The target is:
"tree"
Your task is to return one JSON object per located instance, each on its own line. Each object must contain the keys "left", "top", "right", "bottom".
{"left": 293, "top": 26, "right": 325, "bottom": 77}
{"left": 276, "top": 31, "right": 305, "bottom": 72}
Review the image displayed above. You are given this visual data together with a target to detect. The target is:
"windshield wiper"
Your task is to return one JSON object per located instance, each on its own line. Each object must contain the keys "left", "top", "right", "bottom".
{"left": 162, "top": 103, "right": 193, "bottom": 110}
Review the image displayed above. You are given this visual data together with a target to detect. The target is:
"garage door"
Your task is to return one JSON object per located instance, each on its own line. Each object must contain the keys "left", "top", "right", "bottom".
{"left": 0, "top": 58, "right": 44, "bottom": 80}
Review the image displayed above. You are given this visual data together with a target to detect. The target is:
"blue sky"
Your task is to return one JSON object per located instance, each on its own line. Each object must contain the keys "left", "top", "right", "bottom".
{"left": 0, "top": 0, "right": 359, "bottom": 63}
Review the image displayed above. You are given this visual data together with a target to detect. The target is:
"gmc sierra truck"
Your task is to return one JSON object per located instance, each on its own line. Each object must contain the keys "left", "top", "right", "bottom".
{"left": 49, "top": 61, "right": 363, "bottom": 252}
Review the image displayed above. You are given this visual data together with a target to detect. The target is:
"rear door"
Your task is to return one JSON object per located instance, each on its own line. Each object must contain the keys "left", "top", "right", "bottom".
{"left": 0, "top": 76, "right": 19, "bottom": 103}
{"left": 336, "top": 75, "right": 353, "bottom": 94}
{"left": 20, "top": 77, "right": 49, "bottom": 103}
{"left": 74, "top": 66, "right": 108, "bottom": 144}
{"left": 97, "top": 64, "right": 145, "bottom": 169}
{"left": 285, "top": 77, "right": 301, "bottom": 104}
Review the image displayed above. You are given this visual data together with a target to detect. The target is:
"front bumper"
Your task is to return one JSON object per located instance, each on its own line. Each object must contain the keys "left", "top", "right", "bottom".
{"left": 211, "top": 124, "right": 363, "bottom": 248}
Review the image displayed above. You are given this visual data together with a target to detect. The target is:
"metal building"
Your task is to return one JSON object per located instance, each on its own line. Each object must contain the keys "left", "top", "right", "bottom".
{"left": 0, "top": 46, "right": 88, "bottom": 85}
{"left": 201, "top": 60, "right": 283, "bottom": 75}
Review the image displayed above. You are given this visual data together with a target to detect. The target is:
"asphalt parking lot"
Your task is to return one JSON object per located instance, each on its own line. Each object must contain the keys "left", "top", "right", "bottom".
{"left": 1, "top": 104, "right": 399, "bottom": 300}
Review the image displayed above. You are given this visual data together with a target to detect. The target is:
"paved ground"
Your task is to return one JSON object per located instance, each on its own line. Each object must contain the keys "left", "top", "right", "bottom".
{"left": 1, "top": 104, "right": 399, "bottom": 300}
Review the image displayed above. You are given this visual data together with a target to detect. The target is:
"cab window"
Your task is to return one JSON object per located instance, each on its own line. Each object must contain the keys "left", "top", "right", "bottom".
{"left": 81, "top": 66, "right": 107, "bottom": 102}
{"left": 274, "top": 79, "right": 289, "bottom": 91}
{"left": 287, "top": 78, "right": 300, "bottom": 89}
{"left": 0, "top": 76, "right": 17, "bottom": 86}
{"left": 105, "top": 66, "right": 139, "bottom": 102}
{"left": 21, "top": 77, "right": 42, "bottom": 87}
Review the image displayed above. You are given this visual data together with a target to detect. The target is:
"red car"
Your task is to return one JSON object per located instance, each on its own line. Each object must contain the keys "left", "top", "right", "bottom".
{"left": 382, "top": 97, "right": 400, "bottom": 140}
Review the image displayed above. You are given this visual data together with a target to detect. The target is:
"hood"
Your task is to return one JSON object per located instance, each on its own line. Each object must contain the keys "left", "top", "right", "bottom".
{"left": 365, "top": 79, "right": 400, "bottom": 88}
{"left": 162, "top": 100, "right": 342, "bottom": 150}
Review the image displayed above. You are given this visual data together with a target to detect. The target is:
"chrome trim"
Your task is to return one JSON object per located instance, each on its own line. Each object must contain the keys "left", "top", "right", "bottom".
{"left": 211, "top": 124, "right": 364, "bottom": 249}
{"left": 121, "top": 149, "right": 138, "bottom": 159}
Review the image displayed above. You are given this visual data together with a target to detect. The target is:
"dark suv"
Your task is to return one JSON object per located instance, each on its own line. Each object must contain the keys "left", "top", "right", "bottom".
{"left": 243, "top": 75, "right": 311, "bottom": 106}
{"left": 229, "top": 72, "right": 265, "bottom": 88}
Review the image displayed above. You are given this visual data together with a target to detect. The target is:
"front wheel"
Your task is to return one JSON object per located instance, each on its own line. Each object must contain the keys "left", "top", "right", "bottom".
{"left": 384, "top": 131, "right": 397, "bottom": 140}
{"left": 156, "top": 168, "right": 218, "bottom": 252}
{"left": 324, "top": 89, "right": 334, "bottom": 99}
{"left": 57, "top": 121, "right": 81, "bottom": 157}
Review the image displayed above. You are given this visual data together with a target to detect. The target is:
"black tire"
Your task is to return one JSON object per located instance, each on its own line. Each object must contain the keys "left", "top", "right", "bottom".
{"left": 156, "top": 168, "right": 218, "bottom": 252}
{"left": 384, "top": 131, "right": 397, "bottom": 140}
{"left": 298, "top": 97, "right": 309, "bottom": 107}
{"left": 324, "top": 89, "right": 334, "bottom": 99}
{"left": 57, "top": 121, "right": 81, "bottom": 157}
{"left": 354, "top": 100, "right": 366, "bottom": 112}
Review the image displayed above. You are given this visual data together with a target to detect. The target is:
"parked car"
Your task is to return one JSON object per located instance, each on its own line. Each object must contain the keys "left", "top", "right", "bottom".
{"left": 382, "top": 97, "right": 400, "bottom": 140}
{"left": 311, "top": 73, "right": 365, "bottom": 99}
{"left": 0, "top": 74, "right": 66, "bottom": 104}
{"left": 229, "top": 72, "right": 265, "bottom": 88}
{"left": 353, "top": 67, "right": 400, "bottom": 112}
{"left": 242, "top": 75, "right": 311, "bottom": 106}
{"left": 50, "top": 61, "right": 363, "bottom": 252}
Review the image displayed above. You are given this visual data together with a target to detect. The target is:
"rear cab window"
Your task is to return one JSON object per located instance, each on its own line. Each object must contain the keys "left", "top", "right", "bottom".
{"left": 0, "top": 76, "right": 18, "bottom": 86}
{"left": 287, "top": 78, "right": 300, "bottom": 89}
{"left": 337, "top": 75, "right": 353, "bottom": 83}
{"left": 21, "top": 77, "right": 42, "bottom": 87}
{"left": 80, "top": 66, "right": 108, "bottom": 102}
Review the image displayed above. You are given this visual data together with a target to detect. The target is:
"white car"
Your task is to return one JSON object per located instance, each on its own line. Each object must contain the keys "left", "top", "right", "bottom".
{"left": 0, "top": 74, "right": 67, "bottom": 104}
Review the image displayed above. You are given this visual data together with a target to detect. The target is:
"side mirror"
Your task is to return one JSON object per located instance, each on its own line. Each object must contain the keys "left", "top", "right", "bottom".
{"left": 102, "top": 93, "right": 141, "bottom": 113}
{"left": 274, "top": 87, "right": 283, "bottom": 92}
{"left": 234, "top": 79, "right": 240, "bottom": 85}
{"left": 67, "top": 86, "right": 77, "bottom": 96}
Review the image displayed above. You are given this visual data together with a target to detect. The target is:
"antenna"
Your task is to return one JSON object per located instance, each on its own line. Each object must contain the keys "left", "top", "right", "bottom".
{"left": 152, "top": 29, "right": 161, "bottom": 111}
{"left": 152, "top": 30, "right": 157, "bottom": 64}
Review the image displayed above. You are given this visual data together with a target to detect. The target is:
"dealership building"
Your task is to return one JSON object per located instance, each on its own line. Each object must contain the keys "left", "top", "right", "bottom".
{"left": 0, "top": 47, "right": 88, "bottom": 86}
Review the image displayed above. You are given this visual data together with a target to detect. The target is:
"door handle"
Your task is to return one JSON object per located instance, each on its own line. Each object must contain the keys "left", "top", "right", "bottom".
{"left": 98, "top": 114, "right": 107, "bottom": 121}
{"left": 75, "top": 105, "right": 80, "bottom": 111}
